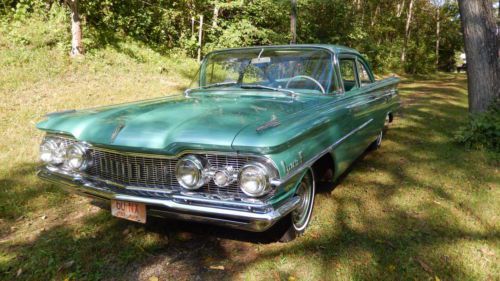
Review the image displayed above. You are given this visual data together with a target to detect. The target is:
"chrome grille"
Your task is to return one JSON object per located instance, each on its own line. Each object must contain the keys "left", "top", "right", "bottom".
{"left": 87, "top": 148, "right": 251, "bottom": 198}
{"left": 48, "top": 136, "right": 274, "bottom": 200}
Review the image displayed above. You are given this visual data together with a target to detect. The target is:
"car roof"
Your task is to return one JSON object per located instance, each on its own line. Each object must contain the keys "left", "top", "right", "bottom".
{"left": 208, "top": 44, "right": 361, "bottom": 56}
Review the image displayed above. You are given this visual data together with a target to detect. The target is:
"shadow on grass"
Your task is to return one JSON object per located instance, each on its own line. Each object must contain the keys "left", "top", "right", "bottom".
{"left": 218, "top": 75, "right": 498, "bottom": 279}
{"left": 0, "top": 164, "right": 66, "bottom": 223}
{"left": 1, "top": 75, "right": 498, "bottom": 280}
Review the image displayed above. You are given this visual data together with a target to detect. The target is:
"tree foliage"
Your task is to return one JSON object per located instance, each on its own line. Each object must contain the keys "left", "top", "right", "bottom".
{"left": 1, "top": 0, "right": 464, "bottom": 73}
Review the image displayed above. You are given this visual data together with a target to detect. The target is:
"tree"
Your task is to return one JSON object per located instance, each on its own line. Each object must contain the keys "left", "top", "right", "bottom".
{"left": 458, "top": 0, "right": 499, "bottom": 113}
{"left": 401, "top": 0, "right": 415, "bottom": 63}
{"left": 290, "top": 0, "right": 297, "bottom": 44}
{"left": 434, "top": 0, "right": 441, "bottom": 66}
{"left": 66, "top": 0, "right": 83, "bottom": 57}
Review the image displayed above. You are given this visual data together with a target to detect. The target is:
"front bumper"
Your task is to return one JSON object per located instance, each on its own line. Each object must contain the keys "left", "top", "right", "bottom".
{"left": 38, "top": 167, "right": 299, "bottom": 232}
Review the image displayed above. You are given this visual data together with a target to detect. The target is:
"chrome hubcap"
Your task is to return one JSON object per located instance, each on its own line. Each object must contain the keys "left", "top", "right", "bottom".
{"left": 291, "top": 175, "right": 312, "bottom": 230}
{"left": 376, "top": 131, "right": 383, "bottom": 146}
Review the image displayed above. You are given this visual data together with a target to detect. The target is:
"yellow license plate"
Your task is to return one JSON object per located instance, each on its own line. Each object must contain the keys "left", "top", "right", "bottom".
{"left": 111, "top": 200, "right": 146, "bottom": 223}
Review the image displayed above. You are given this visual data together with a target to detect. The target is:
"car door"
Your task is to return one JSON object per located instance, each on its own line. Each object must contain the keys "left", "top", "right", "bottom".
{"left": 354, "top": 56, "right": 388, "bottom": 146}
{"left": 333, "top": 55, "right": 369, "bottom": 170}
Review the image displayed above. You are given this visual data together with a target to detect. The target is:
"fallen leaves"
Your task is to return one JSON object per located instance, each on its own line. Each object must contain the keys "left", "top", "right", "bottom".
{"left": 479, "top": 247, "right": 496, "bottom": 257}
{"left": 58, "top": 260, "right": 75, "bottom": 272}
{"left": 208, "top": 265, "right": 225, "bottom": 270}
{"left": 414, "top": 257, "right": 433, "bottom": 274}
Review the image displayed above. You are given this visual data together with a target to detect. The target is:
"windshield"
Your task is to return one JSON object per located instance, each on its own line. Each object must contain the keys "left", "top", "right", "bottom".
{"left": 193, "top": 48, "right": 333, "bottom": 94}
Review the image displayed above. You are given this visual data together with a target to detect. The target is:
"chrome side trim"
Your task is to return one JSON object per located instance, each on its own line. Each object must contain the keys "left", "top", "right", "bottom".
{"left": 346, "top": 92, "right": 394, "bottom": 109}
{"left": 271, "top": 118, "right": 373, "bottom": 186}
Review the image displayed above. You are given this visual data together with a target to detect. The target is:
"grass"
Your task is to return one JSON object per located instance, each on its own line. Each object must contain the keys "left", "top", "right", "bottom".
{"left": 1, "top": 17, "right": 499, "bottom": 281}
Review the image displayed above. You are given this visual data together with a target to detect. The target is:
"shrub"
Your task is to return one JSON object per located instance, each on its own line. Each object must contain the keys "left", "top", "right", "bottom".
{"left": 455, "top": 100, "right": 500, "bottom": 153}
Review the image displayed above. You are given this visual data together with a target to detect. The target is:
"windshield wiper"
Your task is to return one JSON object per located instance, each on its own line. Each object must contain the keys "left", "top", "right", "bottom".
{"left": 184, "top": 81, "right": 238, "bottom": 96}
{"left": 185, "top": 82, "right": 297, "bottom": 99}
{"left": 239, "top": 84, "right": 297, "bottom": 98}
{"left": 202, "top": 81, "right": 239, "bottom": 89}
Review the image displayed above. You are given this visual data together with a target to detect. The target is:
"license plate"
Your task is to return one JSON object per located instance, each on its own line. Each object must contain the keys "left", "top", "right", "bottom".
{"left": 111, "top": 200, "right": 146, "bottom": 223}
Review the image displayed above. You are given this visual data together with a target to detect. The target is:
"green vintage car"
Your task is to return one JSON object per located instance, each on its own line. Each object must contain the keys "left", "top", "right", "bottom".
{"left": 37, "top": 45, "right": 399, "bottom": 241}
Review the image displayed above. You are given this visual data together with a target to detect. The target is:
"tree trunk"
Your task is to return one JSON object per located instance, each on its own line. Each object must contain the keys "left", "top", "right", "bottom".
{"left": 435, "top": 5, "right": 440, "bottom": 66}
{"left": 66, "top": 0, "right": 83, "bottom": 57}
{"left": 458, "top": 0, "right": 500, "bottom": 113}
{"left": 212, "top": 4, "right": 219, "bottom": 28}
{"left": 401, "top": 0, "right": 414, "bottom": 63}
{"left": 197, "top": 15, "right": 203, "bottom": 63}
{"left": 355, "top": 0, "right": 362, "bottom": 11}
{"left": 290, "top": 0, "right": 297, "bottom": 44}
{"left": 397, "top": 0, "right": 406, "bottom": 17}
{"left": 371, "top": 4, "right": 380, "bottom": 27}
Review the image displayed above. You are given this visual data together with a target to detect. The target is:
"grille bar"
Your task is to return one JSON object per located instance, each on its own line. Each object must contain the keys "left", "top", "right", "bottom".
{"left": 87, "top": 149, "right": 250, "bottom": 198}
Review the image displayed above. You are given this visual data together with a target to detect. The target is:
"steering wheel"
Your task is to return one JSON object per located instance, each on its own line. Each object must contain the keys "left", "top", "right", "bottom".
{"left": 285, "top": 75, "right": 325, "bottom": 94}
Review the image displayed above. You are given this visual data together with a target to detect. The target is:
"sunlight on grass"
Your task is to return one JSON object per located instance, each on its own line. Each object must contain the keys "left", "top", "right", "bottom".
{"left": 1, "top": 23, "right": 498, "bottom": 280}
{"left": 235, "top": 75, "right": 499, "bottom": 281}
{"left": 0, "top": 21, "right": 197, "bottom": 280}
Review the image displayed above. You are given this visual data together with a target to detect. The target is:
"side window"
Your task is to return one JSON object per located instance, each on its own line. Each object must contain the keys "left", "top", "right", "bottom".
{"left": 339, "top": 59, "right": 358, "bottom": 92}
{"left": 356, "top": 60, "right": 372, "bottom": 86}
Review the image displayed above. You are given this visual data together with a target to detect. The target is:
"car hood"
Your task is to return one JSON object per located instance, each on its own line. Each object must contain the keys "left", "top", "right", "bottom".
{"left": 37, "top": 91, "right": 317, "bottom": 154}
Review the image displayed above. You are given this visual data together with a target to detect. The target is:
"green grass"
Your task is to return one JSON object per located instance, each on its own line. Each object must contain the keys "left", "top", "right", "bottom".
{"left": 1, "top": 18, "right": 499, "bottom": 281}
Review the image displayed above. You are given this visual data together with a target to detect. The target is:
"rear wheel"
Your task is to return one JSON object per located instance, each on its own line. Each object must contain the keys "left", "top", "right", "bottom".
{"left": 278, "top": 170, "right": 315, "bottom": 242}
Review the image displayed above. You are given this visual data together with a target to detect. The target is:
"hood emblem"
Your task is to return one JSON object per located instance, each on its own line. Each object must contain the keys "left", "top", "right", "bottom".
{"left": 256, "top": 119, "right": 280, "bottom": 133}
{"left": 110, "top": 123, "right": 126, "bottom": 143}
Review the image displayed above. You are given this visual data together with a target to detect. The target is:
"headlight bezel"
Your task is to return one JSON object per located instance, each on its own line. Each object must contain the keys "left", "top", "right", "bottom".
{"left": 63, "top": 142, "right": 91, "bottom": 171}
{"left": 238, "top": 161, "right": 275, "bottom": 197}
{"left": 175, "top": 154, "right": 210, "bottom": 190}
{"left": 39, "top": 137, "right": 58, "bottom": 164}
{"left": 40, "top": 135, "right": 92, "bottom": 172}
{"left": 39, "top": 136, "right": 68, "bottom": 165}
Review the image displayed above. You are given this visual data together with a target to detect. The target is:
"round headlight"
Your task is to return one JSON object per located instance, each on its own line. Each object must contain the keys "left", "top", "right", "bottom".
{"left": 40, "top": 138, "right": 57, "bottom": 163}
{"left": 39, "top": 137, "right": 66, "bottom": 165}
{"left": 239, "top": 162, "right": 271, "bottom": 197}
{"left": 176, "top": 155, "right": 209, "bottom": 190}
{"left": 213, "top": 167, "right": 237, "bottom": 187}
{"left": 64, "top": 143, "right": 90, "bottom": 171}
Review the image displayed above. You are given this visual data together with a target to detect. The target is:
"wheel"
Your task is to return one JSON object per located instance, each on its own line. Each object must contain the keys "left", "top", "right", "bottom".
{"left": 385, "top": 114, "right": 391, "bottom": 126}
{"left": 278, "top": 170, "right": 315, "bottom": 242}
{"left": 369, "top": 130, "right": 383, "bottom": 150}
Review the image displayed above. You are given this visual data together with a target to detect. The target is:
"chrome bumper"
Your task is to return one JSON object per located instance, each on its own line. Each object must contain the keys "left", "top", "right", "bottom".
{"left": 37, "top": 167, "right": 299, "bottom": 232}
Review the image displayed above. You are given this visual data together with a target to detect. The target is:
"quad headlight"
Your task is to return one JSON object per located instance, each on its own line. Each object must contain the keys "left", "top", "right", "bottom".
{"left": 176, "top": 155, "right": 276, "bottom": 197}
{"left": 39, "top": 137, "right": 68, "bottom": 165}
{"left": 239, "top": 162, "right": 273, "bottom": 197}
{"left": 64, "top": 143, "right": 91, "bottom": 171}
{"left": 175, "top": 155, "right": 209, "bottom": 190}
{"left": 40, "top": 136, "right": 91, "bottom": 171}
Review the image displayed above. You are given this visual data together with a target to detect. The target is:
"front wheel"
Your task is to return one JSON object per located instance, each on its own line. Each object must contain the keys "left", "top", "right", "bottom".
{"left": 369, "top": 130, "right": 383, "bottom": 150}
{"left": 278, "top": 170, "right": 315, "bottom": 242}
